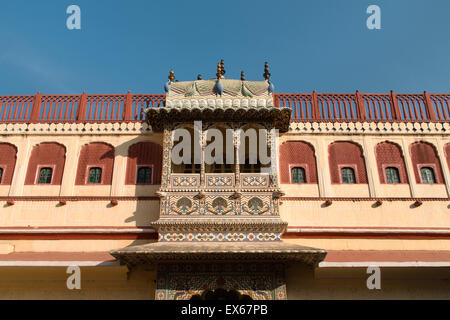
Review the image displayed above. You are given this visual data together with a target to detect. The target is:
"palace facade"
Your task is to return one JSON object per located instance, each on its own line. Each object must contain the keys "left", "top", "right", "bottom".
{"left": 0, "top": 64, "right": 449, "bottom": 299}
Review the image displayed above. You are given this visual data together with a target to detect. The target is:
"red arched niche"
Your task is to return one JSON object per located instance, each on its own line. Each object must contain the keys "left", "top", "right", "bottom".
{"left": 328, "top": 141, "right": 368, "bottom": 184}
{"left": 279, "top": 141, "right": 317, "bottom": 183}
{"left": 0, "top": 143, "right": 17, "bottom": 185}
{"left": 75, "top": 142, "right": 115, "bottom": 185}
{"left": 375, "top": 142, "right": 408, "bottom": 184}
{"left": 25, "top": 143, "right": 66, "bottom": 185}
{"left": 410, "top": 142, "right": 444, "bottom": 184}
{"left": 126, "top": 141, "right": 162, "bottom": 185}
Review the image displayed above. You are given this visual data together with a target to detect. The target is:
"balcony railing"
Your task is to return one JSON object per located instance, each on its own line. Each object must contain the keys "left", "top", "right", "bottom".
{"left": 0, "top": 91, "right": 448, "bottom": 123}
{"left": 0, "top": 92, "right": 165, "bottom": 123}
{"left": 274, "top": 91, "right": 450, "bottom": 122}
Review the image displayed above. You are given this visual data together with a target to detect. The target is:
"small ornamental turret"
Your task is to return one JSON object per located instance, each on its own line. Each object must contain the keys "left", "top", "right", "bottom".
{"left": 220, "top": 59, "right": 226, "bottom": 77}
{"left": 215, "top": 62, "right": 224, "bottom": 96}
{"left": 263, "top": 62, "right": 271, "bottom": 80}
{"left": 241, "top": 71, "right": 245, "bottom": 81}
{"left": 216, "top": 62, "right": 222, "bottom": 79}
{"left": 263, "top": 62, "right": 275, "bottom": 94}
{"left": 164, "top": 70, "right": 175, "bottom": 93}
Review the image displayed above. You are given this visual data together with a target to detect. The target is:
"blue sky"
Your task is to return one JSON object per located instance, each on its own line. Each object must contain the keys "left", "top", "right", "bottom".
{"left": 0, "top": 0, "right": 449, "bottom": 95}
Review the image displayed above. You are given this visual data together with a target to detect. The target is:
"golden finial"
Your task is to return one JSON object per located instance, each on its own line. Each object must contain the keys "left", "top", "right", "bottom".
{"left": 263, "top": 62, "right": 271, "bottom": 80}
{"left": 216, "top": 62, "right": 222, "bottom": 79}
{"left": 168, "top": 70, "right": 175, "bottom": 83}
{"left": 241, "top": 71, "right": 245, "bottom": 81}
{"left": 220, "top": 59, "right": 226, "bottom": 76}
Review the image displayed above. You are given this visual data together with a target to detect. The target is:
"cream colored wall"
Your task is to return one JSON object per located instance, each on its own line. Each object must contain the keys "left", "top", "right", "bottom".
{"left": 281, "top": 200, "right": 449, "bottom": 229}
{"left": 0, "top": 200, "right": 160, "bottom": 227}
{"left": 1, "top": 264, "right": 448, "bottom": 300}
{"left": 1, "top": 133, "right": 163, "bottom": 198}
{"left": 0, "top": 240, "right": 155, "bottom": 253}
{"left": 284, "top": 238, "right": 450, "bottom": 251}
{"left": 278, "top": 134, "right": 450, "bottom": 199}
{"left": 0, "top": 266, "right": 156, "bottom": 300}
{"left": 0, "top": 125, "right": 448, "bottom": 255}
{"left": 286, "top": 264, "right": 450, "bottom": 299}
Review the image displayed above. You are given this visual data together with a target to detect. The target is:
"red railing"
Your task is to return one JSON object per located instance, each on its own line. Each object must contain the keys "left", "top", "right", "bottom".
{"left": 0, "top": 92, "right": 165, "bottom": 123}
{"left": 0, "top": 91, "right": 449, "bottom": 123}
{"left": 274, "top": 91, "right": 450, "bottom": 122}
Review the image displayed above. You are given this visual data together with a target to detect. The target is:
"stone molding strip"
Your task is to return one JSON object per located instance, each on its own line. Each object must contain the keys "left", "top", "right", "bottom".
{"left": 2, "top": 120, "right": 447, "bottom": 136}
{"left": 281, "top": 197, "right": 449, "bottom": 201}
{"left": 289, "top": 121, "right": 449, "bottom": 135}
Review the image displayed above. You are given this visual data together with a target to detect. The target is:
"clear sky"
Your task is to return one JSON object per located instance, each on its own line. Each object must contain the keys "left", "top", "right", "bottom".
{"left": 0, "top": 0, "right": 449, "bottom": 95}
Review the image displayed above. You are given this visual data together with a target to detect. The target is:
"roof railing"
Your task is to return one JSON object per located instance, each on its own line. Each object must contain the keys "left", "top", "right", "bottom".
{"left": 0, "top": 92, "right": 165, "bottom": 123}
{"left": 274, "top": 91, "right": 450, "bottom": 122}
{"left": 0, "top": 91, "right": 448, "bottom": 123}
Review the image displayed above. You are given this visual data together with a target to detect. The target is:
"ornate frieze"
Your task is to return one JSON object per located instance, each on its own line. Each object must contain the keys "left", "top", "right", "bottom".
{"left": 171, "top": 174, "right": 200, "bottom": 187}
{"left": 241, "top": 174, "right": 269, "bottom": 187}
{"left": 206, "top": 174, "right": 234, "bottom": 187}
{"left": 159, "top": 232, "right": 281, "bottom": 242}
{"left": 164, "top": 193, "right": 274, "bottom": 217}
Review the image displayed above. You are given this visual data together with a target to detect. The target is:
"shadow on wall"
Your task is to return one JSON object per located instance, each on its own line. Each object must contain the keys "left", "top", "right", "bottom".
{"left": 115, "top": 135, "right": 163, "bottom": 248}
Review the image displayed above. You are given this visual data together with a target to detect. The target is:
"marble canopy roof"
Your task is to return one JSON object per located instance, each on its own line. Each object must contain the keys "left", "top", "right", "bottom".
{"left": 110, "top": 242, "right": 327, "bottom": 267}
{"left": 145, "top": 78, "right": 292, "bottom": 132}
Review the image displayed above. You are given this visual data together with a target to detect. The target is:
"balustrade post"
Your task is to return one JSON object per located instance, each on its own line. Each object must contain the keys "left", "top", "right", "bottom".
{"left": 76, "top": 92, "right": 88, "bottom": 121}
{"left": 123, "top": 91, "right": 133, "bottom": 120}
{"left": 312, "top": 90, "right": 320, "bottom": 120}
{"left": 30, "top": 92, "right": 42, "bottom": 121}
{"left": 423, "top": 91, "right": 437, "bottom": 121}
{"left": 390, "top": 90, "right": 401, "bottom": 121}
{"left": 355, "top": 90, "right": 366, "bottom": 121}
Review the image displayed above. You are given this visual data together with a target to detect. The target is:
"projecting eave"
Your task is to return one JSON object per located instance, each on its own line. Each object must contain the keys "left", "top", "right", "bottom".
{"left": 110, "top": 242, "right": 327, "bottom": 267}
{"left": 145, "top": 106, "right": 292, "bottom": 132}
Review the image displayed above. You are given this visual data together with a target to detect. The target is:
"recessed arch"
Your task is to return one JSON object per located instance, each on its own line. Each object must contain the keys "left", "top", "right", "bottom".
{"left": 0, "top": 143, "right": 18, "bottom": 185}
{"left": 75, "top": 142, "right": 115, "bottom": 185}
{"left": 328, "top": 141, "right": 367, "bottom": 184}
{"left": 279, "top": 140, "right": 317, "bottom": 184}
{"left": 126, "top": 141, "right": 162, "bottom": 184}
{"left": 410, "top": 141, "right": 444, "bottom": 184}
{"left": 25, "top": 142, "right": 66, "bottom": 185}
{"left": 375, "top": 141, "right": 408, "bottom": 184}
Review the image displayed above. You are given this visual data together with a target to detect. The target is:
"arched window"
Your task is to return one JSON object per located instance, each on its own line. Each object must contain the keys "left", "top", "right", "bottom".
{"left": 88, "top": 167, "right": 102, "bottom": 184}
{"left": 420, "top": 167, "right": 436, "bottom": 184}
{"left": 291, "top": 167, "right": 306, "bottom": 183}
{"left": 137, "top": 167, "right": 152, "bottom": 184}
{"left": 385, "top": 167, "right": 400, "bottom": 184}
{"left": 0, "top": 168, "right": 3, "bottom": 183}
{"left": 37, "top": 167, "right": 53, "bottom": 184}
{"left": 341, "top": 167, "right": 356, "bottom": 184}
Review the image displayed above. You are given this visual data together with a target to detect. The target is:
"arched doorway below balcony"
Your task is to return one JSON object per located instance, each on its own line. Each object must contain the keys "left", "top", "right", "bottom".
{"left": 190, "top": 288, "right": 253, "bottom": 300}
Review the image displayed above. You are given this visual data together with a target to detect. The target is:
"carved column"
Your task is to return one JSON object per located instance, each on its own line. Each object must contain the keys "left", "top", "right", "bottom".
{"left": 161, "top": 125, "right": 174, "bottom": 189}
{"left": 234, "top": 127, "right": 241, "bottom": 188}
{"left": 267, "top": 127, "right": 279, "bottom": 188}
{"left": 200, "top": 124, "right": 206, "bottom": 187}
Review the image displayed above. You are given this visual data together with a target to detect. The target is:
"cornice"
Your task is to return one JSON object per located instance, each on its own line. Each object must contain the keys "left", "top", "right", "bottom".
{"left": 288, "top": 121, "right": 449, "bottom": 136}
